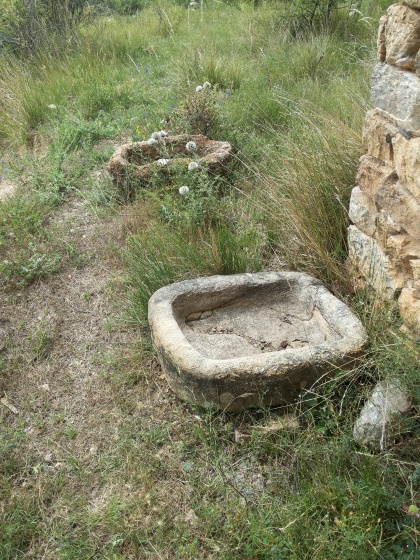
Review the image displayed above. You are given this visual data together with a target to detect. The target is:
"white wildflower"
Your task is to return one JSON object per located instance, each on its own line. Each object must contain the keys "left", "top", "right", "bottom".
{"left": 179, "top": 185, "right": 190, "bottom": 196}
{"left": 186, "top": 141, "right": 197, "bottom": 153}
{"left": 195, "top": 85, "right": 203, "bottom": 93}
{"left": 47, "top": 104, "right": 57, "bottom": 110}
{"left": 156, "top": 158, "right": 170, "bottom": 166}
{"left": 159, "top": 130, "right": 168, "bottom": 137}
{"left": 147, "top": 138, "right": 158, "bottom": 146}
{"left": 188, "top": 161, "right": 199, "bottom": 171}
{"left": 203, "top": 81, "right": 211, "bottom": 90}
{"left": 189, "top": 1, "right": 198, "bottom": 9}
{"left": 349, "top": 3, "right": 361, "bottom": 16}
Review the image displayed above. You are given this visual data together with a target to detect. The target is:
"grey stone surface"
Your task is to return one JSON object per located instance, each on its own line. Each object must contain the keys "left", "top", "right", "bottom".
{"left": 371, "top": 63, "right": 420, "bottom": 130}
{"left": 353, "top": 379, "right": 412, "bottom": 451}
{"left": 148, "top": 272, "right": 367, "bottom": 411}
{"left": 349, "top": 186, "right": 377, "bottom": 236}
{"left": 348, "top": 225, "right": 405, "bottom": 295}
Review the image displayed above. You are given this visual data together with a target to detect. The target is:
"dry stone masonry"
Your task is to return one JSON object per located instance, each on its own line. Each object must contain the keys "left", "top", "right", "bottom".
{"left": 349, "top": 1, "right": 420, "bottom": 331}
{"left": 107, "top": 134, "right": 232, "bottom": 196}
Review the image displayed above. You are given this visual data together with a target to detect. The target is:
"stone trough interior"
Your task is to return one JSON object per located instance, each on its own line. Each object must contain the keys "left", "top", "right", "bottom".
{"left": 174, "top": 283, "right": 342, "bottom": 360}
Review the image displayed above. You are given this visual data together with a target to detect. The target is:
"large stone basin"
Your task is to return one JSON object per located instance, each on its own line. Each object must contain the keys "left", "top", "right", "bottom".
{"left": 148, "top": 272, "right": 367, "bottom": 411}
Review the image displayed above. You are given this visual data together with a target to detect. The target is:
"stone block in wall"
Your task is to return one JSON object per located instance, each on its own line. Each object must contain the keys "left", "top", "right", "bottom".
{"left": 374, "top": 178, "right": 420, "bottom": 238}
{"left": 348, "top": 225, "right": 405, "bottom": 295}
{"left": 349, "top": 186, "right": 377, "bottom": 236}
{"left": 409, "top": 258, "right": 420, "bottom": 285}
{"left": 377, "top": 14, "right": 387, "bottom": 62}
{"left": 377, "top": 3, "right": 420, "bottom": 71}
{"left": 381, "top": 233, "right": 420, "bottom": 275}
{"left": 357, "top": 155, "right": 397, "bottom": 198}
{"left": 362, "top": 109, "right": 400, "bottom": 164}
{"left": 377, "top": 210, "right": 405, "bottom": 236}
{"left": 393, "top": 132, "right": 420, "bottom": 198}
{"left": 371, "top": 63, "right": 420, "bottom": 130}
{"left": 399, "top": 287, "right": 420, "bottom": 330}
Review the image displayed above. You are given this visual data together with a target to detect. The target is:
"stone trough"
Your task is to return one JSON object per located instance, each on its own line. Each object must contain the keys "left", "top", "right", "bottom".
{"left": 148, "top": 272, "right": 367, "bottom": 411}
{"left": 107, "top": 134, "right": 232, "bottom": 193}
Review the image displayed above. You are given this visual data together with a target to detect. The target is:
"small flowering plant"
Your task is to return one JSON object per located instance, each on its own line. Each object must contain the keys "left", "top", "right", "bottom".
{"left": 188, "top": 161, "right": 199, "bottom": 171}
{"left": 179, "top": 185, "right": 189, "bottom": 196}
{"left": 169, "top": 82, "right": 219, "bottom": 135}
{"left": 186, "top": 141, "right": 197, "bottom": 153}
{"left": 156, "top": 173, "right": 228, "bottom": 228}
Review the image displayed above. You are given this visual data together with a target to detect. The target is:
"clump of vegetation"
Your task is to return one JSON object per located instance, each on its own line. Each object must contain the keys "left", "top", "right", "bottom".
{"left": 1, "top": 1, "right": 419, "bottom": 559}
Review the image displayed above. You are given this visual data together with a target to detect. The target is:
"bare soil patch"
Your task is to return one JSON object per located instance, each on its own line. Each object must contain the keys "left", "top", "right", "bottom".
{"left": 0, "top": 194, "right": 191, "bottom": 556}
{"left": 0, "top": 179, "right": 17, "bottom": 201}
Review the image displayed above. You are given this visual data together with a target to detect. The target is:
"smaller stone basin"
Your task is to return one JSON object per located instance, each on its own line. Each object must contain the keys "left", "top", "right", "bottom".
{"left": 107, "top": 134, "right": 232, "bottom": 193}
{"left": 148, "top": 272, "right": 367, "bottom": 411}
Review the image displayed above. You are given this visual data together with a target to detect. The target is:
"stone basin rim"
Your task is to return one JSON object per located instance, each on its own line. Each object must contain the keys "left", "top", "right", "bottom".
{"left": 148, "top": 271, "right": 368, "bottom": 379}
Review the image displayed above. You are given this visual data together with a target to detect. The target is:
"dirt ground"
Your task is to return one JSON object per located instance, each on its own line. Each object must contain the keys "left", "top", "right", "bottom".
{"left": 0, "top": 192, "right": 171, "bottom": 490}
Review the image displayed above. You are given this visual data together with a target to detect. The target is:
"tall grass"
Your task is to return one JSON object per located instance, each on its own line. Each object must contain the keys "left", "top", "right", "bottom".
{"left": 125, "top": 220, "right": 265, "bottom": 321}
{"left": 249, "top": 88, "right": 369, "bottom": 293}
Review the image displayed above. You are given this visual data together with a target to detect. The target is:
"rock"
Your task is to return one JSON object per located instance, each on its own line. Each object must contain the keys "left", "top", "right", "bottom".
{"left": 377, "top": 14, "right": 387, "bottom": 63}
{"left": 356, "top": 155, "right": 397, "bottom": 198}
{"left": 379, "top": 4, "right": 420, "bottom": 72}
{"left": 376, "top": 209, "right": 405, "bottom": 236}
{"left": 410, "top": 258, "right": 420, "bottom": 284}
{"left": 393, "top": 132, "right": 420, "bottom": 199}
{"left": 399, "top": 286, "right": 420, "bottom": 330}
{"left": 254, "top": 413, "right": 299, "bottom": 432}
{"left": 148, "top": 272, "right": 367, "bottom": 411}
{"left": 348, "top": 225, "right": 405, "bottom": 295}
{"left": 382, "top": 234, "right": 420, "bottom": 272}
{"left": 371, "top": 63, "right": 420, "bottom": 130}
{"left": 107, "top": 134, "right": 232, "bottom": 196}
{"left": 353, "top": 379, "right": 412, "bottom": 451}
{"left": 348, "top": 186, "right": 377, "bottom": 236}
{"left": 350, "top": 4, "right": 420, "bottom": 332}
{"left": 362, "top": 109, "right": 400, "bottom": 165}
{"left": 403, "top": 0, "right": 420, "bottom": 10}
{"left": 374, "top": 177, "right": 420, "bottom": 238}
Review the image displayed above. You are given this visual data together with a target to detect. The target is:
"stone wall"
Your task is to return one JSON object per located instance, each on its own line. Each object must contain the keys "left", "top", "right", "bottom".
{"left": 348, "top": 1, "right": 420, "bottom": 331}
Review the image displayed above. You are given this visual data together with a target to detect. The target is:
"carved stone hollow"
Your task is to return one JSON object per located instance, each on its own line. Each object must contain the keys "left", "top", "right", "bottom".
{"left": 148, "top": 272, "right": 368, "bottom": 411}
{"left": 107, "top": 134, "right": 232, "bottom": 194}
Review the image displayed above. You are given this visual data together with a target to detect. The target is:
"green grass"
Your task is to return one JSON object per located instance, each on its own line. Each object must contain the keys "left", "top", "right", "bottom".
{"left": 1, "top": 0, "right": 419, "bottom": 558}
